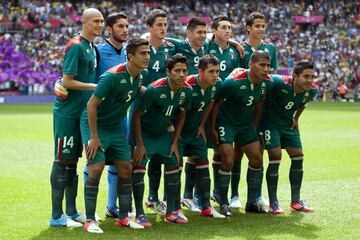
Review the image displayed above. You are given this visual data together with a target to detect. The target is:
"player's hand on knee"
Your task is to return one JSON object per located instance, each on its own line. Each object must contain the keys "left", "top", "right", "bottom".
{"left": 197, "top": 125, "right": 207, "bottom": 144}
{"left": 169, "top": 143, "right": 180, "bottom": 161}
{"left": 87, "top": 137, "right": 103, "bottom": 159}
{"left": 134, "top": 145, "right": 147, "bottom": 166}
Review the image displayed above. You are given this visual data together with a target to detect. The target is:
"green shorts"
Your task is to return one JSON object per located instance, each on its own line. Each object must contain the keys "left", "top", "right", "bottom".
{"left": 81, "top": 121, "right": 131, "bottom": 164}
{"left": 179, "top": 131, "right": 208, "bottom": 160}
{"left": 216, "top": 123, "right": 259, "bottom": 146}
{"left": 133, "top": 132, "right": 178, "bottom": 168}
{"left": 53, "top": 114, "right": 82, "bottom": 161}
{"left": 258, "top": 125, "right": 302, "bottom": 149}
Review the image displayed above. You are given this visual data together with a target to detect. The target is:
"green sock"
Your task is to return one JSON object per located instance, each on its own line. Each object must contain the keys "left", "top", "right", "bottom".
{"left": 231, "top": 160, "right": 241, "bottom": 198}
{"left": 219, "top": 168, "right": 231, "bottom": 205}
{"left": 289, "top": 155, "right": 304, "bottom": 203}
{"left": 50, "top": 162, "right": 66, "bottom": 219}
{"left": 165, "top": 169, "right": 179, "bottom": 214}
{"left": 117, "top": 177, "right": 132, "bottom": 219}
{"left": 212, "top": 154, "right": 221, "bottom": 194}
{"left": 184, "top": 162, "right": 196, "bottom": 199}
{"left": 246, "top": 166, "right": 262, "bottom": 205}
{"left": 65, "top": 164, "right": 78, "bottom": 216}
{"left": 266, "top": 159, "right": 280, "bottom": 204}
{"left": 174, "top": 168, "right": 182, "bottom": 210}
{"left": 148, "top": 157, "right": 162, "bottom": 202}
{"left": 84, "top": 175, "right": 99, "bottom": 221}
{"left": 132, "top": 167, "right": 145, "bottom": 217}
{"left": 196, "top": 160, "right": 210, "bottom": 210}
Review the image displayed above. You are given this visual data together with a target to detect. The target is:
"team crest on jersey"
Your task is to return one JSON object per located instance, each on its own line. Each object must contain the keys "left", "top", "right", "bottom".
{"left": 86, "top": 48, "right": 91, "bottom": 54}
{"left": 245, "top": 51, "right": 250, "bottom": 55}
{"left": 264, "top": 48, "right": 270, "bottom": 53}
{"left": 210, "top": 50, "right": 217, "bottom": 54}
{"left": 302, "top": 97, "right": 309, "bottom": 103}
{"left": 305, "top": 92, "right": 309, "bottom": 97}
{"left": 281, "top": 89, "right": 289, "bottom": 94}
{"left": 261, "top": 82, "right": 266, "bottom": 95}
{"left": 240, "top": 85, "right": 247, "bottom": 90}
{"left": 230, "top": 54, "right": 235, "bottom": 59}
{"left": 192, "top": 92, "right": 198, "bottom": 97}
{"left": 120, "top": 79, "right": 127, "bottom": 84}
{"left": 160, "top": 94, "right": 167, "bottom": 99}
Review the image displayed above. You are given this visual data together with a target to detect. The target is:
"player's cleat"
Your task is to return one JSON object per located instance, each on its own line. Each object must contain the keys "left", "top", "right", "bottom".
{"left": 175, "top": 209, "right": 188, "bottom": 221}
{"left": 290, "top": 199, "right": 314, "bottom": 212}
{"left": 269, "top": 201, "right": 285, "bottom": 215}
{"left": 220, "top": 204, "right": 232, "bottom": 217}
{"left": 258, "top": 195, "right": 270, "bottom": 207}
{"left": 201, "top": 206, "right": 226, "bottom": 218}
{"left": 69, "top": 212, "right": 86, "bottom": 224}
{"left": 194, "top": 195, "right": 202, "bottom": 210}
{"left": 136, "top": 214, "right": 152, "bottom": 227}
{"left": 50, "top": 214, "right": 83, "bottom": 227}
{"left": 145, "top": 199, "right": 166, "bottom": 215}
{"left": 128, "top": 207, "right": 136, "bottom": 217}
{"left": 115, "top": 217, "right": 144, "bottom": 229}
{"left": 95, "top": 213, "right": 102, "bottom": 222}
{"left": 182, "top": 198, "right": 201, "bottom": 212}
{"left": 245, "top": 198, "right": 269, "bottom": 214}
{"left": 164, "top": 211, "right": 188, "bottom": 224}
{"left": 210, "top": 192, "right": 221, "bottom": 205}
{"left": 84, "top": 220, "right": 103, "bottom": 233}
{"left": 105, "top": 207, "right": 119, "bottom": 218}
{"left": 229, "top": 196, "right": 242, "bottom": 208}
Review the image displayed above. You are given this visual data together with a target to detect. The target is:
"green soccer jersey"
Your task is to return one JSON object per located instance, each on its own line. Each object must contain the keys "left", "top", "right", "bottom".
{"left": 87, "top": 63, "right": 148, "bottom": 128}
{"left": 145, "top": 40, "right": 177, "bottom": 86}
{"left": 136, "top": 77, "right": 192, "bottom": 136}
{"left": 240, "top": 40, "right": 278, "bottom": 71}
{"left": 260, "top": 75, "right": 318, "bottom": 128}
{"left": 165, "top": 38, "right": 207, "bottom": 75}
{"left": 54, "top": 35, "right": 97, "bottom": 119}
{"left": 217, "top": 68, "right": 274, "bottom": 128}
{"left": 182, "top": 74, "right": 221, "bottom": 133}
{"left": 206, "top": 41, "right": 243, "bottom": 80}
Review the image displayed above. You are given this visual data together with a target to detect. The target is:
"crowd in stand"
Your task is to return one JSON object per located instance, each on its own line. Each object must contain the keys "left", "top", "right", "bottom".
{"left": 0, "top": 0, "right": 359, "bottom": 100}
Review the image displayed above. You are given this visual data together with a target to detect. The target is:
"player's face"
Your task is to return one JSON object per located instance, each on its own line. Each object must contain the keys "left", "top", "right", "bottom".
{"left": 249, "top": 58, "right": 271, "bottom": 80}
{"left": 149, "top": 17, "right": 168, "bottom": 40}
{"left": 84, "top": 13, "right": 104, "bottom": 37}
{"left": 168, "top": 63, "right": 188, "bottom": 87}
{"left": 213, "top": 21, "right": 232, "bottom": 42}
{"left": 295, "top": 69, "right": 314, "bottom": 91}
{"left": 108, "top": 18, "right": 129, "bottom": 43}
{"left": 129, "top": 45, "right": 150, "bottom": 70}
{"left": 247, "top": 19, "right": 266, "bottom": 40}
{"left": 200, "top": 64, "right": 220, "bottom": 86}
{"left": 188, "top": 25, "right": 207, "bottom": 49}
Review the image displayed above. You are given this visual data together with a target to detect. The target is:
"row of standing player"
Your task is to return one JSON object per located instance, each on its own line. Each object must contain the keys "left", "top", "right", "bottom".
{"left": 50, "top": 8, "right": 316, "bottom": 234}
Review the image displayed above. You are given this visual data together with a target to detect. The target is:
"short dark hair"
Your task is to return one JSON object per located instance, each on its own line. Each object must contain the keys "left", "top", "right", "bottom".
{"left": 187, "top": 17, "right": 206, "bottom": 30}
{"left": 293, "top": 60, "right": 314, "bottom": 75}
{"left": 145, "top": 9, "right": 167, "bottom": 26}
{"left": 246, "top": 12, "right": 266, "bottom": 27}
{"left": 211, "top": 16, "right": 229, "bottom": 30}
{"left": 198, "top": 55, "right": 220, "bottom": 71}
{"left": 106, "top": 12, "right": 127, "bottom": 27}
{"left": 167, "top": 53, "right": 188, "bottom": 71}
{"left": 126, "top": 38, "right": 149, "bottom": 59}
{"left": 250, "top": 50, "right": 270, "bottom": 63}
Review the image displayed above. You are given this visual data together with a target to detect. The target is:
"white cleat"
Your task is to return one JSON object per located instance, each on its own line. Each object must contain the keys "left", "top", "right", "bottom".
{"left": 84, "top": 220, "right": 103, "bottom": 234}
{"left": 115, "top": 217, "right": 144, "bottom": 229}
{"left": 66, "top": 217, "right": 83, "bottom": 227}
{"left": 95, "top": 213, "right": 102, "bottom": 222}
{"left": 229, "top": 196, "right": 242, "bottom": 208}
{"left": 182, "top": 198, "right": 201, "bottom": 212}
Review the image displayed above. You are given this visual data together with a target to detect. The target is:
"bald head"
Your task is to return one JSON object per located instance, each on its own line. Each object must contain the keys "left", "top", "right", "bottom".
{"left": 82, "top": 8, "right": 103, "bottom": 23}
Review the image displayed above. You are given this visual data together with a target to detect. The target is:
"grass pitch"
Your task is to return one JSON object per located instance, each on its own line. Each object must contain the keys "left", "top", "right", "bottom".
{"left": 0, "top": 102, "right": 359, "bottom": 240}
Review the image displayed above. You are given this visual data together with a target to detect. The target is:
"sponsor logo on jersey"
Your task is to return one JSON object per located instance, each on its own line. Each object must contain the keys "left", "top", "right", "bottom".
{"left": 120, "top": 79, "right": 127, "bottom": 83}
{"left": 86, "top": 48, "right": 91, "bottom": 54}
{"left": 305, "top": 92, "right": 309, "bottom": 97}
{"left": 281, "top": 89, "right": 289, "bottom": 94}
{"left": 264, "top": 48, "right": 270, "bottom": 53}
{"left": 192, "top": 93, "right": 198, "bottom": 97}
{"left": 180, "top": 92, "right": 186, "bottom": 98}
{"left": 210, "top": 50, "right": 217, "bottom": 54}
{"left": 261, "top": 82, "right": 266, "bottom": 95}
{"left": 245, "top": 51, "right": 250, "bottom": 55}
{"left": 240, "top": 85, "right": 247, "bottom": 90}
{"left": 63, "top": 149, "right": 70, "bottom": 154}
{"left": 160, "top": 94, "right": 167, "bottom": 99}
{"left": 230, "top": 54, "right": 235, "bottom": 59}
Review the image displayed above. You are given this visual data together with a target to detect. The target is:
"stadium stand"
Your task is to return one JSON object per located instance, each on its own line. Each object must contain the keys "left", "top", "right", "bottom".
{"left": 0, "top": 0, "right": 359, "bottom": 100}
